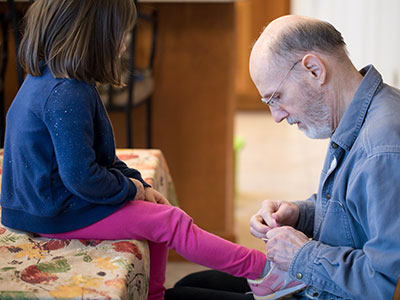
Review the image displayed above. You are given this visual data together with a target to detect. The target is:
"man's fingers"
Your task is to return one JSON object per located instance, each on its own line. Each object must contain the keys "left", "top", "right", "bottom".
{"left": 258, "top": 200, "right": 281, "bottom": 228}
{"left": 250, "top": 214, "right": 267, "bottom": 231}
{"left": 270, "top": 202, "right": 300, "bottom": 227}
{"left": 250, "top": 214, "right": 270, "bottom": 238}
{"left": 251, "top": 227, "right": 269, "bottom": 239}
{"left": 260, "top": 209, "right": 278, "bottom": 228}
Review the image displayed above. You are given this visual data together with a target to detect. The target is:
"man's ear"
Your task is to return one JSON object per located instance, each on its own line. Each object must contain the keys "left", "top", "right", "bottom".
{"left": 301, "top": 54, "right": 326, "bottom": 85}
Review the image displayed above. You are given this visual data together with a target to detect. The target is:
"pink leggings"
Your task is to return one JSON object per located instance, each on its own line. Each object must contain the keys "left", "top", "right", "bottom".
{"left": 40, "top": 200, "right": 266, "bottom": 300}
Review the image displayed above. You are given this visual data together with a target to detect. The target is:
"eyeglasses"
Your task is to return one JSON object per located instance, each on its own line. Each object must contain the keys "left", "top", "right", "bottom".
{"left": 261, "top": 59, "right": 302, "bottom": 108}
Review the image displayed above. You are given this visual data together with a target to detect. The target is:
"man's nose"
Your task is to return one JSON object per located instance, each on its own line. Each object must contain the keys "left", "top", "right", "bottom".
{"left": 270, "top": 106, "right": 289, "bottom": 123}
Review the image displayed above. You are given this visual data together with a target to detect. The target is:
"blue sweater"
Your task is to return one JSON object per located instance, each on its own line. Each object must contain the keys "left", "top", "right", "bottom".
{"left": 1, "top": 67, "right": 150, "bottom": 234}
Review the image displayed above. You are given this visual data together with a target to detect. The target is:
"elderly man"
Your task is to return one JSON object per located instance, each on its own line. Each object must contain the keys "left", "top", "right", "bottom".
{"left": 165, "top": 15, "right": 400, "bottom": 300}
{"left": 248, "top": 14, "right": 400, "bottom": 300}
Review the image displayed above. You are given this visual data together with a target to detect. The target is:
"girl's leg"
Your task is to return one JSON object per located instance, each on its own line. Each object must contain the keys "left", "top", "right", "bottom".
{"left": 40, "top": 201, "right": 266, "bottom": 299}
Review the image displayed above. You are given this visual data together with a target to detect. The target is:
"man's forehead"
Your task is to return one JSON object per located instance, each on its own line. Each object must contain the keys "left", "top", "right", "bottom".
{"left": 250, "top": 63, "right": 280, "bottom": 99}
{"left": 250, "top": 50, "right": 275, "bottom": 82}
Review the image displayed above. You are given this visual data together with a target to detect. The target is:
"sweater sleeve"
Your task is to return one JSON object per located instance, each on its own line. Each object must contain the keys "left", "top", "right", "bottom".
{"left": 43, "top": 81, "right": 137, "bottom": 204}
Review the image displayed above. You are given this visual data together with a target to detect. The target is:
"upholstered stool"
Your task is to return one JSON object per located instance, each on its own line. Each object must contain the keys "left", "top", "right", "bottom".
{"left": 0, "top": 149, "right": 177, "bottom": 299}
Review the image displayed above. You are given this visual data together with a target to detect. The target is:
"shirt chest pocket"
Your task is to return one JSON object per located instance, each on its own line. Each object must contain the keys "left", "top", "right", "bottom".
{"left": 318, "top": 200, "right": 355, "bottom": 248}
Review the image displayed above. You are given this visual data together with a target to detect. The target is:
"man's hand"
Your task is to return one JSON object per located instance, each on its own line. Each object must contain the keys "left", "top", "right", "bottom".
{"left": 250, "top": 199, "right": 300, "bottom": 238}
{"left": 130, "top": 179, "right": 145, "bottom": 200}
{"left": 144, "top": 187, "right": 171, "bottom": 206}
{"left": 265, "top": 226, "right": 309, "bottom": 271}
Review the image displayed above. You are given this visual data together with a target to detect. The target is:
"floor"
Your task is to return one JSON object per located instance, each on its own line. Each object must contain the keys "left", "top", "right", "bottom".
{"left": 165, "top": 111, "right": 329, "bottom": 288}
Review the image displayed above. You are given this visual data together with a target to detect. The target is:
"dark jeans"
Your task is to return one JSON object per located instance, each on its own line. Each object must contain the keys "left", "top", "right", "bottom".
{"left": 164, "top": 270, "right": 309, "bottom": 300}
{"left": 164, "top": 270, "right": 254, "bottom": 300}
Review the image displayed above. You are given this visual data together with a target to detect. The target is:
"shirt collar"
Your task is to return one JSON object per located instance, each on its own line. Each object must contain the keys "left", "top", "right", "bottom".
{"left": 331, "top": 65, "right": 382, "bottom": 151}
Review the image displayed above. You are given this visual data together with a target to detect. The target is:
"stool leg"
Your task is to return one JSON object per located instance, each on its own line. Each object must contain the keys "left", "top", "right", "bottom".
{"left": 126, "top": 26, "right": 137, "bottom": 148}
{"left": 8, "top": 0, "right": 24, "bottom": 85}
{"left": 147, "top": 241, "right": 168, "bottom": 300}
{"left": 0, "top": 15, "right": 8, "bottom": 148}
{"left": 146, "top": 96, "right": 152, "bottom": 148}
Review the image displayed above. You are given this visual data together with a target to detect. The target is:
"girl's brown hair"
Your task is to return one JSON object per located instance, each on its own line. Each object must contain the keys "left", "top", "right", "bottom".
{"left": 18, "top": 0, "right": 136, "bottom": 86}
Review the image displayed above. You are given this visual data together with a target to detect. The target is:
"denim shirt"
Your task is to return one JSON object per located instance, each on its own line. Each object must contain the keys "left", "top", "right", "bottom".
{"left": 289, "top": 66, "right": 400, "bottom": 300}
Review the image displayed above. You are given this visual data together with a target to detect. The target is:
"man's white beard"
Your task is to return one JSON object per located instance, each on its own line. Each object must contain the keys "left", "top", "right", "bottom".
{"left": 295, "top": 83, "right": 333, "bottom": 139}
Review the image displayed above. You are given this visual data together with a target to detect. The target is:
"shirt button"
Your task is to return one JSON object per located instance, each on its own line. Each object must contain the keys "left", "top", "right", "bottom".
{"left": 326, "top": 194, "right": 331, "bottom": 200}
{"left": 331, "top": 142, "right": 338, "bottom": 149}
{"left": 312, "top": 292, "right": 319, "bottom": 297}
{"left": 296, "top": 272, "right": 303, "bottom": 280}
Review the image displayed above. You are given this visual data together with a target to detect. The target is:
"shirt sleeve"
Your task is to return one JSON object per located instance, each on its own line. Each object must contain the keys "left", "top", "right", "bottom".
{"left": 112, "top": 157, "right": 151, "bottom": 188}
{"left": 290, "top": 153, "right": 400, "bottom": 300}
{"left": 43, "top": 81, "right": 137, "bottom": 204}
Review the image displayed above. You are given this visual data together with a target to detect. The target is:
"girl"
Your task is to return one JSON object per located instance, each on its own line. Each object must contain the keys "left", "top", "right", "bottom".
{"left": 0, "top": 1, "right": 271, "bottom": 299}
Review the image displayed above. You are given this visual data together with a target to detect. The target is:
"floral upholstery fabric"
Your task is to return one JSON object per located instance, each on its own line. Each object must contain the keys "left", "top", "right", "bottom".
{"left": 0, "top": 149, "right": 177, "bottom": 299}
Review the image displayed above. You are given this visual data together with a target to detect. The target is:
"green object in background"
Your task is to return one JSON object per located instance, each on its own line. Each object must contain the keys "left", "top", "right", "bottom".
{"left": 234, "top": 135, "right": 245, "bottom": 197}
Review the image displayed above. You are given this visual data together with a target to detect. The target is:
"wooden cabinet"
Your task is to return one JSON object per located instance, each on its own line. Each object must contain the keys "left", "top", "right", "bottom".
{"left": 151, "top": 2, "right": 237, "bottom": 241}
{"left": 235, "top": 0, "right": 290, "bottom": 110}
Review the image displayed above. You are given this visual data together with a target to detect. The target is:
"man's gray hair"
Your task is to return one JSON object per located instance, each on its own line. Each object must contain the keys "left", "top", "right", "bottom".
{"left": 269, "top": 19, "right": 347, "bottom": 66}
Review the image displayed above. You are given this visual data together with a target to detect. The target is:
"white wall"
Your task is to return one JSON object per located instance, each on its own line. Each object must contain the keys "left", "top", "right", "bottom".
{"left": 291, "top": 0, "right": 400, "bottom": 87}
